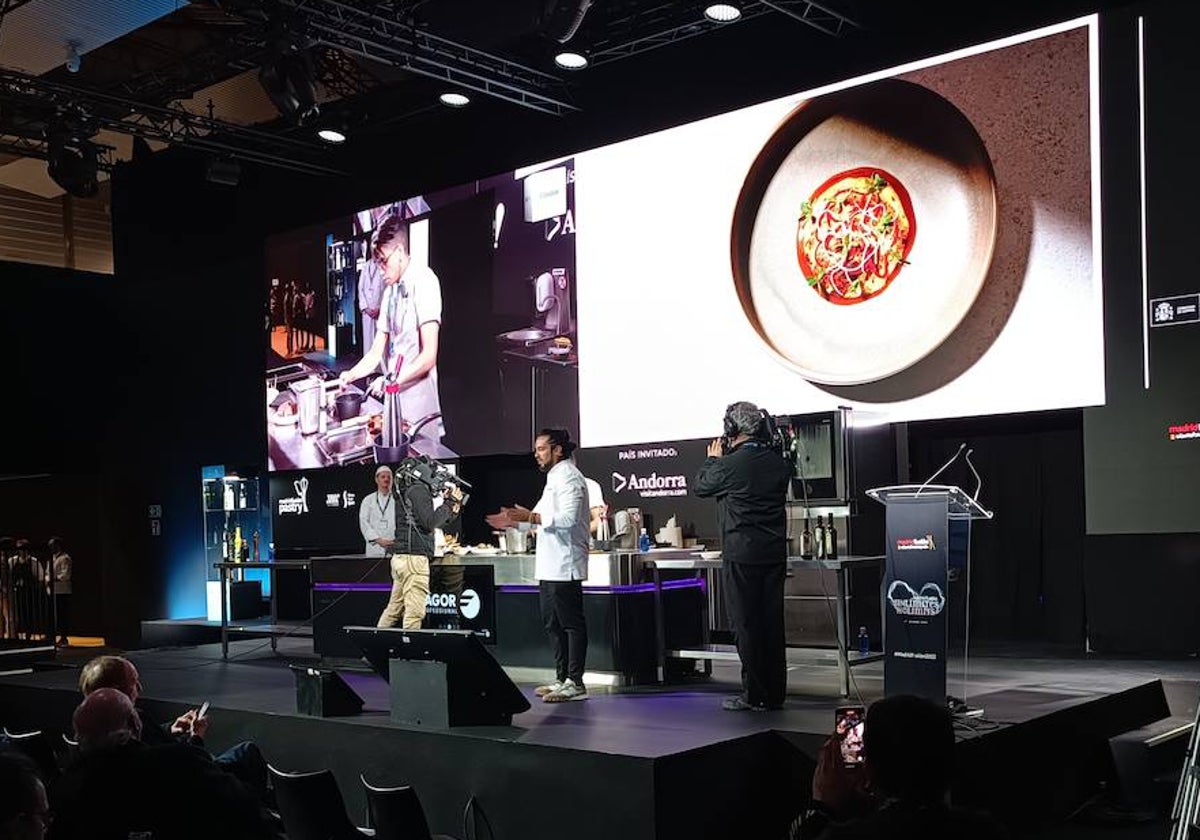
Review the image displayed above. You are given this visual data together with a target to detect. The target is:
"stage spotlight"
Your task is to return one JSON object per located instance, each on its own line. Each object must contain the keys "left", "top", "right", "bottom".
{"left": 542, "top": 0, "right": 595, "bottom": 44}
{"left": 47, "top": 131, "right": 99, "bottom": 198}
{"left": 65, "top": 42, "right": 81, "bottom": 73}
{"left": 554, "top": 51, "right": 588, "bottom": 70}
{"left": 439, "top": 92, "right": 470, "bottom": 108}
{"left": 259, "top": 47, "right": 320, "bottom": 126}
{"left": 704, "top": 4, "right": 742, "bottom": 22}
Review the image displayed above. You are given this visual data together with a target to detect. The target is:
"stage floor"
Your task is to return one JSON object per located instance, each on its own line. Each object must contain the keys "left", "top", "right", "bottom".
{"left": 7, "top": 638, "right": 1198, "bottom": 755}
{"left": 2, "top": 640, "right": 1197, "bottom": 840}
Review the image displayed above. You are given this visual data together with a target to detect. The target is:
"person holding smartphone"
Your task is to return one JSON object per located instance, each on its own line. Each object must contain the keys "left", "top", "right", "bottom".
{"left": 799, "top": 695, "right": 1006, "bottom": 839}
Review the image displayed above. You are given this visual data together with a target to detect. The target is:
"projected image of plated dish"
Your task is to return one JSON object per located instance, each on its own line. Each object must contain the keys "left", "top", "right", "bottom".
{"left": 731, "top": 78, "right": 998, "bottom": 386}
{"left": 797, "top": 167, "right": 916, "bottom": 304}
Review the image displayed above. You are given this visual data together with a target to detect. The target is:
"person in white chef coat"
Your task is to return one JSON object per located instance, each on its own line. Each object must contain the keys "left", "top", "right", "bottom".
{"left": 339, "top": 214, "right": 445, "bottom": 449}
{"left": 487, "top": 429, "right": 590, "bottom": 703}
{"left": 359, "top": 465, "right": 397, "bottom": 557}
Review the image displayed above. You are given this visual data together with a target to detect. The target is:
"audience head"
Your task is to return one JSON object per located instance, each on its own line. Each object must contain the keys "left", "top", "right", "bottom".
{"left": 79, "top": 655, "right": 141, "bottom": 703}
{"left": 47, "top": 538, "right": 62, "bottom": 553}
{"left": 863, "top": 694, "right": 955, "bottom": 805}
{"left": 0, "top": 750, "right": 50, "bottom": 840}
{"left": 73, "top": 688, "right": 142, "bottom": 751}
{"left": 13, "top": 539, "right": 30, "bottom": 556}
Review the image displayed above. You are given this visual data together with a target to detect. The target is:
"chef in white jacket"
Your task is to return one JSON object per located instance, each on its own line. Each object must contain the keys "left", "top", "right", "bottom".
{"left": 359, "top": 465, "right": 397, "bottom": 557}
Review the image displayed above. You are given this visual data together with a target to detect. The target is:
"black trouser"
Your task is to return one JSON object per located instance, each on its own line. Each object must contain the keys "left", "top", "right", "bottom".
{"left": 539, "top": 580, "right": 587, "bottom": 686}
{"left": 55, "top": 593, "right": 70, "bottom": 640}
{"left": 723, "top": 561, "right": 786, "bottom": 707}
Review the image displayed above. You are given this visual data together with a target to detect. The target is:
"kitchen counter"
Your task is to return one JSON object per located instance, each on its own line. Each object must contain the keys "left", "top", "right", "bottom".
{"left": 500, "top": 346, "right": 577, "bottom": 367}
{"left": 268, "top": 390, "right": 456, "bottom": 469}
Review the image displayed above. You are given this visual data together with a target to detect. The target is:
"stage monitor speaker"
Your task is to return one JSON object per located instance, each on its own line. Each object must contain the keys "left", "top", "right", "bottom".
{"left": 345, "top": 626, "right": 530, "bottom": 727}
{"left": 289, "top": 665, "right": 364, "bottom": 717}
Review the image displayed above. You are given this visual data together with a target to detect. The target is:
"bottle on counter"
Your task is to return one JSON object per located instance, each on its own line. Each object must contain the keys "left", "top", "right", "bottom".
{"left": 813, "top": 516, "right": 826, "bottom": 559}
{"left": 252, "top": 530, "right": 260, "bottom": 562}
{"left": 825, "top": 513, "right": 838, "bottom": 560}
{"left": 221, "top": 524, "right": 230, "bottom": 560}
{"left": 857, "top": 626, "right": 870, "bottom": 656}
{"left": 799, "top": 518, "right": 813, "bottom": 560}
{"left": 233, "top": 526, "right": 243, "bottom": 563}
{"left": 638, "top": 528, "right": 651, "bottom": 553}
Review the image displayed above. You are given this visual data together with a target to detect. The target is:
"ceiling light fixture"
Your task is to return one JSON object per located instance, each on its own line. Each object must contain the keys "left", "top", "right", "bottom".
{"left": 47, "top": 128, "right": 99, "bottom": 198}
{"left": 704, "top": 4, "right": 742, "bottom": 23}
{"left": 259, "top": 44, "right": 320, "bottom": 126}
{"left": 439, "top": 92, "right": 471, "bottom": 108}
{"left": 316, "top": 127, "right": 347, "bottom": 144}
{"left": 554, "top": 51, "right": 588, "bottom": 70}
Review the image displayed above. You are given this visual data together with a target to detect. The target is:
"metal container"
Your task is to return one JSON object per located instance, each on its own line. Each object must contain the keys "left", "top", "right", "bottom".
{"left": 292, "top": 377, "right": 323, "bottom": 435}
{"left": 503, "top": 528, "right": 528, "bottom": 554}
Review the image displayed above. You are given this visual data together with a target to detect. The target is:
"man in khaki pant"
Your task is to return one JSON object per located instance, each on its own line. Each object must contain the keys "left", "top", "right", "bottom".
{"left": 376, "top": 458, "right": 463, "bottom": 630}
{"left": 378, "top": 552, "right": 431, "bottom": 630}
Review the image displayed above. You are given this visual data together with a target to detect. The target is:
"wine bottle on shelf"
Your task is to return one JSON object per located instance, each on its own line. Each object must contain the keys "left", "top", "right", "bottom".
{"left": 813, "top": 516, "right": 826, "bottom": 559}
{"left": 826, "top": 513, "right": 838, "bottom": 559}
{"left": 799, "top": 518, "right": 813, "bottom": 560}
{"left": 221, "top": 524, "right": 230, "bottom": 560}
{"left": 223, "top": 481, "right": 235, "bottom": 511}
{"left": 233, "top": 526, "right": 243, "bottom": 564}
{"left": 252, "top": 530, "right": 260, "bottom": 562}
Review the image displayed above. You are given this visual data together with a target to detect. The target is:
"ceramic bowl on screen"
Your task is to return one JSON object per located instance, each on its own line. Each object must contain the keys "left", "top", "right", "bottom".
{"left": 731, "top": 78, "right": 998, "bottom": 385}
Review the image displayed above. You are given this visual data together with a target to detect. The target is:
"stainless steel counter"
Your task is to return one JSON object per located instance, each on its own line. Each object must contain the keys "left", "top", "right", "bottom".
{"left": 438, "top": 547, "right": 706, "bottom": 587}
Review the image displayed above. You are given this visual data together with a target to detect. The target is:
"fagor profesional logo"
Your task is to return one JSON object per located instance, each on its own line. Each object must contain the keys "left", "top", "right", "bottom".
{"left": 887, "top": 581, "right": 946, "bottom": 617}
{"left": 424, "top": 589, "right": 482, "bottom": 621}
{"left": 611, "top": 471, "right": 687, "bottom": 498}
{"left": 895, "top": 534, "right": 936, "bottom": 551}
{"left": 277, "top": 477, "right": 309, "bottom": 515}
{"left": 459, "top": 589, "right": 481, "bottom": 620}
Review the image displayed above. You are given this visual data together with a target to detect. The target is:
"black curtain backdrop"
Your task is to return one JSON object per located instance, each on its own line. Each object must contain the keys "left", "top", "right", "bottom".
{"left": 907, "top": 411, "right": 1086, "bottom": 647}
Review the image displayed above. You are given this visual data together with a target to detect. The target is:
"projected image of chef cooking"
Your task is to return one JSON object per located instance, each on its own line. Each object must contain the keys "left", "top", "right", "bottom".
{"left": 265, "top": 160, "right": 580, "bottom": 470}
{"left": 337, "top": 215, "right": 448, "bottom": 462}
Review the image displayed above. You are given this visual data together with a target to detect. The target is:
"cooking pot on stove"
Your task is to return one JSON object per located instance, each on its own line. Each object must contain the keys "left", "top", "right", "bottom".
{"left": 373, "top": 412, "right": 442, "bottom": 464}
{"left": 334, "top": 390, "right": 365, "bottom": 421}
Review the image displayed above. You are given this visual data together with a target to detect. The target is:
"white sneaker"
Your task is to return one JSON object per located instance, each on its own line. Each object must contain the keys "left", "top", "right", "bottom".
{"left": 534, "top": 679, "right": 564, "bottom": 697}
{"left": 543, "top": 678, "right": 587, "bottom": 703}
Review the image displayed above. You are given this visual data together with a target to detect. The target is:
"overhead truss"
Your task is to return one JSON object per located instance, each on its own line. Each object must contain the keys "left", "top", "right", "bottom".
{"left": 0, "top": 67, "right": 345, "bottom": 177}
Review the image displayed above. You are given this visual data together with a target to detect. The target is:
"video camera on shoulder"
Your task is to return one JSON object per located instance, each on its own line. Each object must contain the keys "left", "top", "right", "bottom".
{"left": 395, "top": 455, "right": 472, "bottom": 505}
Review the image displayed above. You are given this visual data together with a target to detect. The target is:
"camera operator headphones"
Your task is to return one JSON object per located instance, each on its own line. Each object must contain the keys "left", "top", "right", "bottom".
{"left": 723, "top": 402, "right": 773, "bottom": 442}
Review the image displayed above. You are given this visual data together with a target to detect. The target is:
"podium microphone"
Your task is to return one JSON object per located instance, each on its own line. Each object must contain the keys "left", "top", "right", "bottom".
{"left": 965, "top": 448, "right": 983, "bottom": 501}
{"left": 915, "top": 443, "right": 966, "bottom": 495}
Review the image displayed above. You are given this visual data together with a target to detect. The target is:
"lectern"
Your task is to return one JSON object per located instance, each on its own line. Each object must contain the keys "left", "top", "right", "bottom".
{"left": 866, "top": 485, "right": 992, "bottom": 703}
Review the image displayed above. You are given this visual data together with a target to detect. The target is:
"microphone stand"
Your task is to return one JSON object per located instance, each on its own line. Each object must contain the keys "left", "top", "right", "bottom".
{"left": 915, "top": 442, "right": 966, "bottom": 495}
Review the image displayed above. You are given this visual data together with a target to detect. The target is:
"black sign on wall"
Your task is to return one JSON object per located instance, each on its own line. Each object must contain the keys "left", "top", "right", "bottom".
{"left": 576, "top": 439, "right": 716, "bottom": 538}
{"left": 882, "top": 494, "right": 950, "bottom": 703}
{"left": 270, "top": 464, "right": 379, "bottom": 557}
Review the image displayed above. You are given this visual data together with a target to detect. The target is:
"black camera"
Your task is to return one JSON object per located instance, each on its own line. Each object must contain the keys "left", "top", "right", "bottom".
{"left": 395, "top": 455, "right": 471, "bottom": 505}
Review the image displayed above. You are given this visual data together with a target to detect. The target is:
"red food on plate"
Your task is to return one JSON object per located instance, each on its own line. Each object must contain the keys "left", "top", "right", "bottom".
{"left": 796, "top": 167, "right": 916, "bottom": 304}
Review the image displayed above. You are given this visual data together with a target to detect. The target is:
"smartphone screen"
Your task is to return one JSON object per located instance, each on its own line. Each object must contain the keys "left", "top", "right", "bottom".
{"left": 196, "top": 701, "right": 210, "bottom": 720}
{"left": 835, "top": 705, "right": 866, "bottom": 766}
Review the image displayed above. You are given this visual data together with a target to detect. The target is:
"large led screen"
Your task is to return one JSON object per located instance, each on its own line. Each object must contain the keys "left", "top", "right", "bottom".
{"left": 576, "top": 18, "right": 1102, "bottom": 446}
{"left": 266, "top": 165, "right": 579, "bottom": 469}
{"left": 265, "top": 18, "right": 1102, "bottom": 470}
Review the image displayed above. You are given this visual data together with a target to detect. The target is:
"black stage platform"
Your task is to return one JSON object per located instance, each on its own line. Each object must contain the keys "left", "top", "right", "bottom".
{"left": 1, "top": 639, "right": 1196, "bottom": 840}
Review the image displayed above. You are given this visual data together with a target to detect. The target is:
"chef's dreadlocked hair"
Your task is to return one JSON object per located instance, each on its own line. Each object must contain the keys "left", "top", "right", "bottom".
{"left": 537, "top": 428, "right": 576, "bottom": 457}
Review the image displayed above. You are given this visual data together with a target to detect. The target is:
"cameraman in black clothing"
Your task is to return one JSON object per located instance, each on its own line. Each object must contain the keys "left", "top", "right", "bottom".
{"left": 695, "top": 401, "right": 792, "bottom": 712}
{"left": 377, "top": 457, "right": 463, "bottom": 630}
